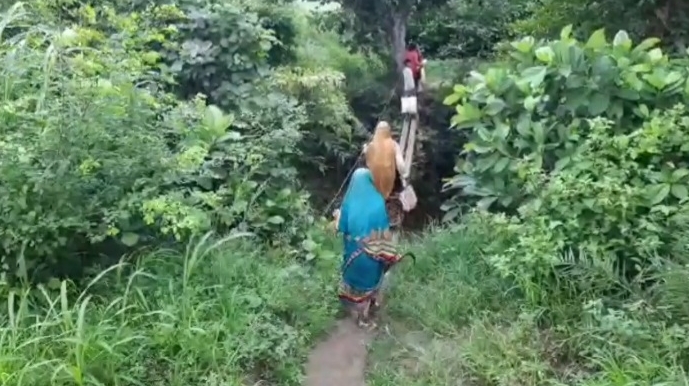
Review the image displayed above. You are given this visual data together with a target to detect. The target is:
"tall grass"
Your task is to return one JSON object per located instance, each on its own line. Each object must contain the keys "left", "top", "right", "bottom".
{"left": 0, "top": 233, "right": 339, "bottom": 385}
{"left": 368, "top": 223, "right": 689, "bottom": 385}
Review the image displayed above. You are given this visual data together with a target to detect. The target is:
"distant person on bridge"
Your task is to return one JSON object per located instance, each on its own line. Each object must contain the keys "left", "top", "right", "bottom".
{"left": 404, "top": 43, "right": 425, "bottom": 91}
{"left": 401, "top": 57, "right": 418, "bottom": 115}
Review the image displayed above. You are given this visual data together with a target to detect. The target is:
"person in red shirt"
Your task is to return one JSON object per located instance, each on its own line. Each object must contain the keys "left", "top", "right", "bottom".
{"left": 404, "top": 43, "right": 424, "bottom": 90}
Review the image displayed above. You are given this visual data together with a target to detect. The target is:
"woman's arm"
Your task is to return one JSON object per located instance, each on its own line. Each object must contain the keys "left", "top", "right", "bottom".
{"left": 337, "top": 206, "right": 348, "bottom": 234}
{"left": 394, "top": 142, "right": 409, "bottom": 180}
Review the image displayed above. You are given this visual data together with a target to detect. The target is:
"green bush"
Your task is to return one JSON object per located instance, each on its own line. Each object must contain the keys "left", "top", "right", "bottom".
{"left": 416, "top": 27, "right": 689, "bottom": 382}
{"left": 443, "top": 108, "right": 689, "bottom": 382}
{"left": 479, "top": 107, "right": 689, "bottom": 297}
{"left": 0, "top": 2, "right": 317, "bottom": 283}
{"left": 0, "top": 5, "right": 186, "bottom": 278}
{"left": 442, "top": 27, "right": 689, "bottom": 214}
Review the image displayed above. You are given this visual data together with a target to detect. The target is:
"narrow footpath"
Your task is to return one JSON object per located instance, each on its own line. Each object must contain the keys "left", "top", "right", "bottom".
{"left": 304, "top": 319, "right": 372, "bottom": 386}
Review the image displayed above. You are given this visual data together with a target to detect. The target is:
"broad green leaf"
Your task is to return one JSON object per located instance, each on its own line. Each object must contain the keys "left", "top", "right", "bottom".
{"left": 453, "top": 84, "right": 468, "bottom": 94}
{"left": 554, "top": 156, "right": 571, "bottom": 171}
{"left": 468, "top": 71, "right": 485, "bottom": 83}
{"left": 121, "top": 232, "right": 139, "bottom": 247}
{"left": 671, "top": 169, "right": 689, "bottom": 181}
{"left": 521, "top": 66, "right": 547, "bottom": 88}
{"left": 665, "top": 71, "right": 683, "bottom": 86}
{"left": 535, "top": 46, "right": 554, "bottom": 63}
{"left": 632, "top": 37, "right": 660, "bottom": 54}
{"left": 591, "top": 56, "right": 615, "bottom": 79}
{"left": 477, "top": 126, "right": 492, "bottom": 142}
{"left": 671, "top": 184, "right": 688, "bottom": 200}
{"left": 585, "top": 28, "right": 607, "bottom": 49}
{"left": 588, "top": 92, "right": 610, "bottom": 116}
{"left": 493, "top": 157, "right": 510, "bottom": 173}
{"left": 442, "top": 207, "right": 461, "bottom": 223}
{"left": 523, "top": 95, "right": 539, "bottom": 111}
{"left": 476, "top": 196, "right": 497, "bottom": 211}
{"left": 516, "top": 114, "right": 531, "bottom": 136}
{"left": 443, "top": 92, "right": 461, "bottom": 105}
{"left": 484, "top": 97, "right": 506, "bottom": 115}
{"left": 203, "top": 105, "right": 232, "bottom": 134}
{"left": 649, "top": 184, "right": 670, "bottom": 205}
{"left": 637, "top": 104, "right": 649, "bottom": 117}
{"left": 494, "top": 120, "right": 510, "bottom": 140}
{"left": 612, "top": 30, "right": 631, "bottom": 50}
{"left": 511, "top": 37, "right": 535, "bottom": 53}
{"left": 615, "top": 88, "right": 639, "bottom": 100}
{"left": 630, "top": 63, "right": 651, "bottom": 73}
{"left": 456, "top": 103, "right": 482, "bottom": 122}
{"left": 267, "top": 216, "right": 285, "bottom": 224}
{"left": 560, "top": 25, "right": 573, "bottom": 40}
{"left": 647, "top": 48, "right": 663, "bottom": 63}
{"left": 301, "top": 238, "right": 317, "bottom": 252}
{"left": 643, "top": 71, "right": 666, "bottom": 89}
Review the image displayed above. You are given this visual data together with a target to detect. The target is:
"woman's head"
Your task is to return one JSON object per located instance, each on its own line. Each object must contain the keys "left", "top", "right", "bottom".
{"left": 373, "top": 121, "right": 392, "bottom": 139}
{"left": 351, "top": 167, "right": 372, "bottom": 184}
{"left": 346, "top": 168, "right": 378, "bottom": 202}
{"left": 341, "top": 167, "right": 388, "bottom": 237}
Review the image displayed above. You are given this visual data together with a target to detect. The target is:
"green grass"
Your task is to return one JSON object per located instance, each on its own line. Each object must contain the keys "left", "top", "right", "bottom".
{"left": 367, "top": 224, "right": 689, "bottom": 385}
{"left": 4, "top": 221, "right": 689, "bottom": 385}
{"left": 0, "top": 232, "right": 340, "bottom": 385}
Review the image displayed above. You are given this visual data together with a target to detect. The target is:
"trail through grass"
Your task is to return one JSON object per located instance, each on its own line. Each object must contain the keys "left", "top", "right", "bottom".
{"left": 3, "top": 223, "right": 689, "bottom": 385}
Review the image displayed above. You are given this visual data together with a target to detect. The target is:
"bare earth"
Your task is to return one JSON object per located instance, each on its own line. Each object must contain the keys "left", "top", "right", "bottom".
{"left": 304, "top": 319, "right": 372, "bottom": 386}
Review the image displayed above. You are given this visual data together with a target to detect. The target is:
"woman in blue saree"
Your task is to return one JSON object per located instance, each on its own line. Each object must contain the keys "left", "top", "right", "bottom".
{"left": 335, "top": 168, "right": 403, "bottom": 327}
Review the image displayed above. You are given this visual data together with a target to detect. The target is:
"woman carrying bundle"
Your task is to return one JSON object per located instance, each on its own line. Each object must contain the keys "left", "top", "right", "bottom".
{"left": 364, "top": 121, "right": 409, "bottom": 230}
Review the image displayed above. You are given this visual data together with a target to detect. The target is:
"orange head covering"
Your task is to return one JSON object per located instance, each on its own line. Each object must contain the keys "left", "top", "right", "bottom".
{"left": 365, "top": 121, "right": 397, "bottom": 199}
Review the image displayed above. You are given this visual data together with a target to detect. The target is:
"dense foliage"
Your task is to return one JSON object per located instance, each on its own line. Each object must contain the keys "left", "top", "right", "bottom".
{"left": 4, "top": 0, "right": 689, "bottom": 384}
{"left": 0, "top": 0, "right": 356, "bottom": 384}
{"left": 443, "top": 28, "right": 689, "bottom": 212}
{"left": 428, "top": 24, "right": 689, "bottom": 384}
{"left": 0, "top": 0, "right": 381, "bottom": 284}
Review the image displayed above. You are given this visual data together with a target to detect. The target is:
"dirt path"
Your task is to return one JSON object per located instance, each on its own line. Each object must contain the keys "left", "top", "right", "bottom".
{"left": 304, "top": 319, "right": 373, "bottom": 386}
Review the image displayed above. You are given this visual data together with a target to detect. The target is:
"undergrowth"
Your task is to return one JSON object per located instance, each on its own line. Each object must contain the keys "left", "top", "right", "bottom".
{"left": 368, "top": 222, "right": 689, "bottom": 385}
{"left": 0, "top": 232, "right": 340, "bottom": 385}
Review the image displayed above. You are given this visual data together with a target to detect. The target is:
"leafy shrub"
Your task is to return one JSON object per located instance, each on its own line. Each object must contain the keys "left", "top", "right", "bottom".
{"left": 451, "top": 108, "right": 689, "bottom": 382}
{"left": 479, "top": 108, "right": 689, "bottom": 296}
{"left": 0, "top": 2, "right": 317, "bottom": 283}
{"left": 438, "top": 28, "right": 689, "bottom": 378}
{"left": 443, "top": 27, "right": 689, "bottom": 214}
{"left": 510, "top": 0, "right": 689, "bottom": 54}
{"left": 0, "top": 5, "right": 190, "bottom": 279}
{"left": 160, "top": 0, "right": 275, "bottom": 110}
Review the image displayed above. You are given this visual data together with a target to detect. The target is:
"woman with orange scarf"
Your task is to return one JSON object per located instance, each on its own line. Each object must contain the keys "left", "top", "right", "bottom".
{"left": 364, "top": 121, "right": 409, "bottom": 228}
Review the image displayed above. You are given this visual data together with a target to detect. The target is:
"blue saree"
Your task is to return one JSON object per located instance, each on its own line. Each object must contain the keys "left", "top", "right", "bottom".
{"left": 338, "top": 168, "right": 403, "bottom": 305}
